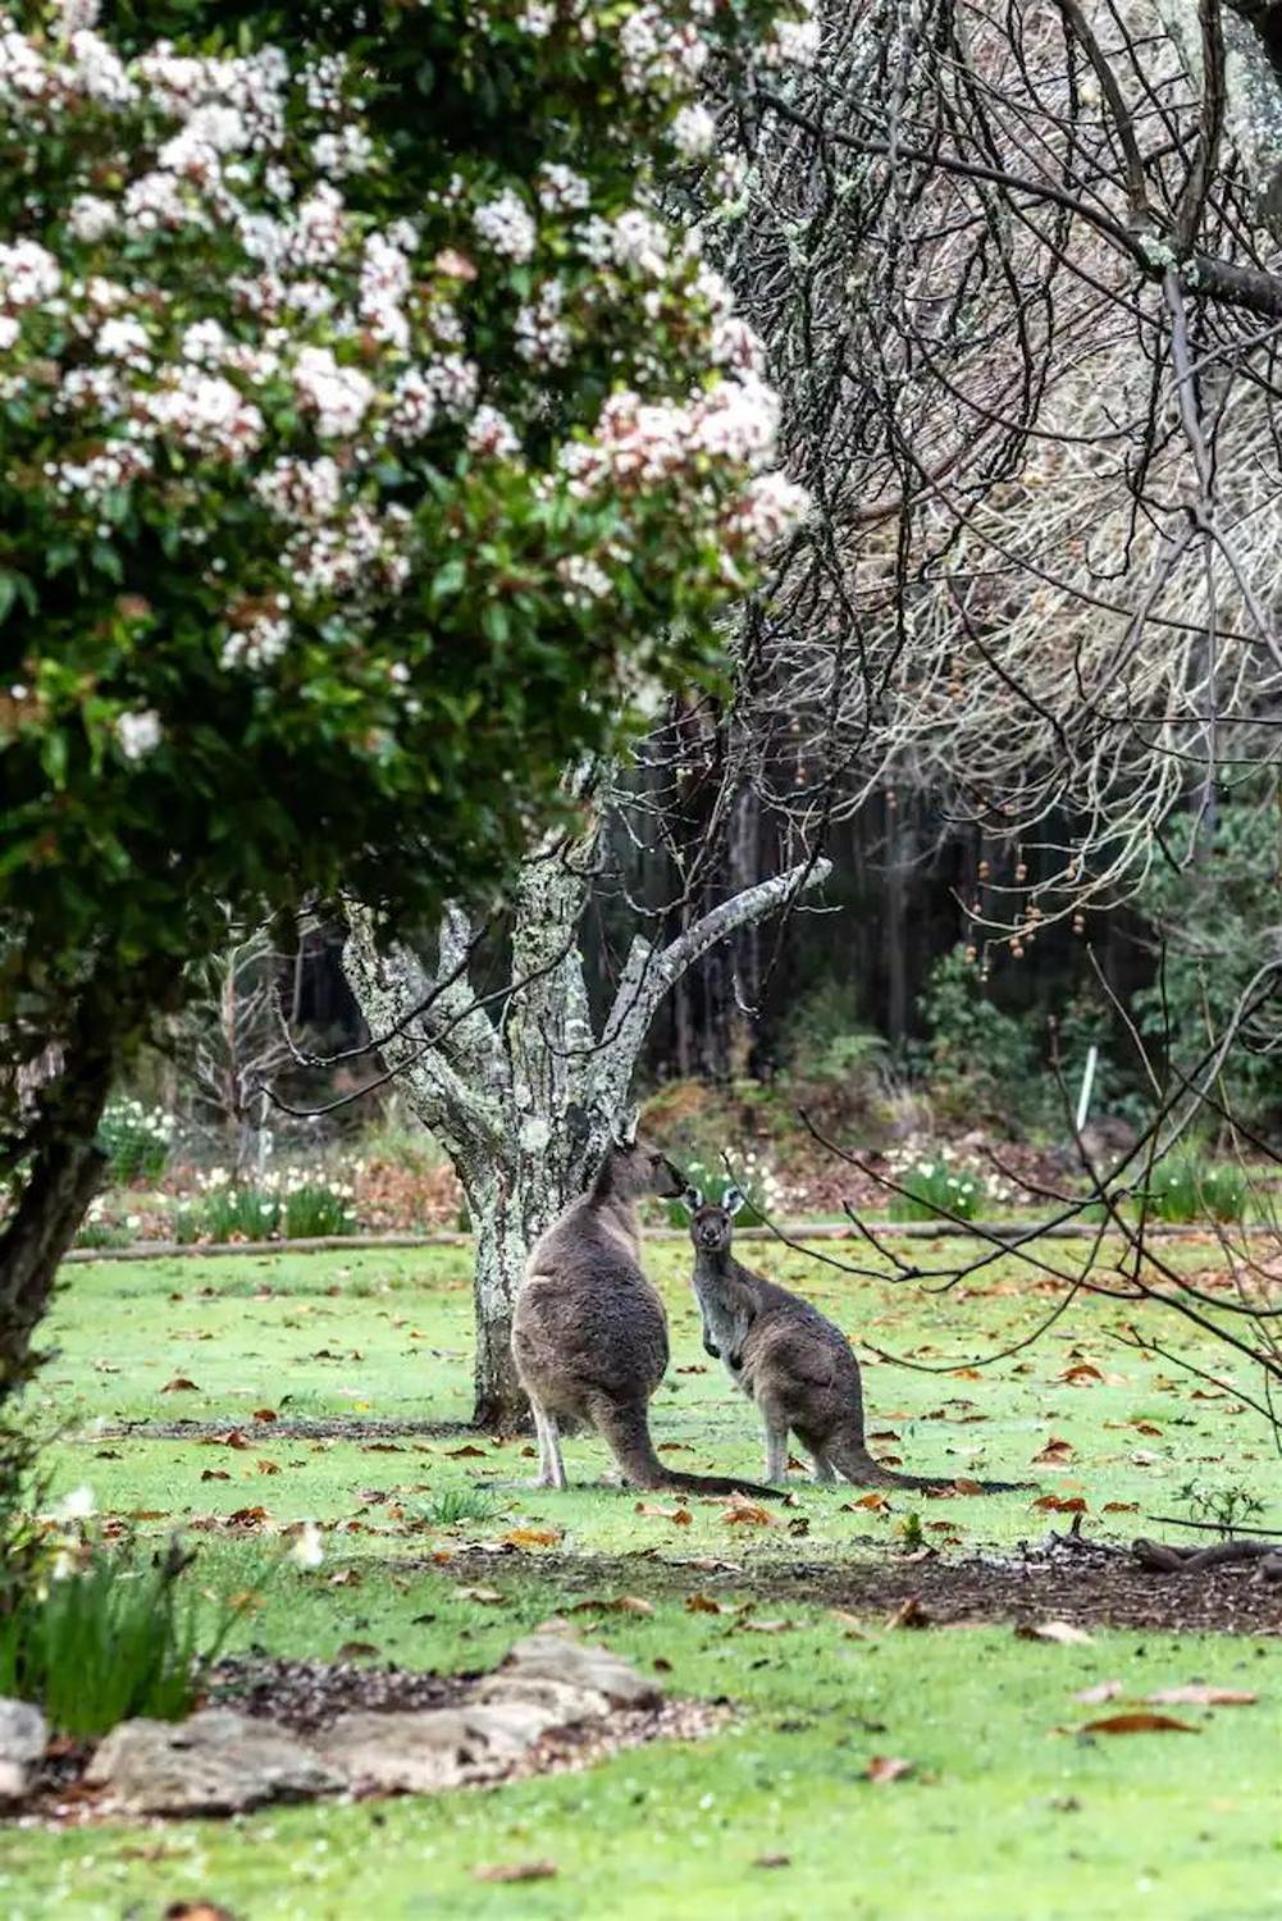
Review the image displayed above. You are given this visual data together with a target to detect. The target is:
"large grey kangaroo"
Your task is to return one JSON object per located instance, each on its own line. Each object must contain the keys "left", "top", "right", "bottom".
{"left": 511, "top": 1138, "right": 777, "bottom": 1498}
{"left": 686, "top": 1185, "right": 1026, "bottom": 1492}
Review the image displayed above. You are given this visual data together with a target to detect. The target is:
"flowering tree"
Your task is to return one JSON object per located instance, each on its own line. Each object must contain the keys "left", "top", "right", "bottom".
{"left": 0, "top": 0, "right": 812, "bottom": 1401}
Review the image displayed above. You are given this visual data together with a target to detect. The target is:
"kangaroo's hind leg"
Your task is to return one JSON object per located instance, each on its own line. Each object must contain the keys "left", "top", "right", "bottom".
{"left": 530, "top": 1400, "right": 568, "bottom": 1490}
{"left": 758, "top": 1397, "right": 790, "bottom": 1483}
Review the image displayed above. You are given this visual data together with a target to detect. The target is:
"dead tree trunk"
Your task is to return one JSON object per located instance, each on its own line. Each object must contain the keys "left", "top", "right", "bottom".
{"left": 343, "top": 772, "right": 829, "bottom": 1427}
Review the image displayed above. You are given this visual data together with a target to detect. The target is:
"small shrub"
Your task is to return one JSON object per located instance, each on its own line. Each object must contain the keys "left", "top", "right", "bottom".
{"left": 281, "top": 1182, "right": 356, "bottom": 1239}
{"left": 73, "top": 1217, "right": 131, "bottom": 1251}
{"left": 421, "top": 1487, "right": 498, "bottom": 1527}
{"left": 198, "top": 1184, "right": 281, "bottom": 1242}
{"left": 96, "top": 1097, "right": 173, "bottom": 1186}
{"left": 887, "top": 1158, "right": 985, "bottom": 1222}
{"left": 1145, "top": 1156, "right": 1248, "bottom": 1224}
{"left": 0, "top": 1538, "right": 245, "bottom": 1740}
{"left": 1176, "top": 1479, "right": 1267, "bottom": 1537}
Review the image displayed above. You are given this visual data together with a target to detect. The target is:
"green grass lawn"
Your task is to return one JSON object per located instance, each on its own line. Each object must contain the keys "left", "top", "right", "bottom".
{"left": 5, "top": 1236, "right": 1282, "bottom": 1920}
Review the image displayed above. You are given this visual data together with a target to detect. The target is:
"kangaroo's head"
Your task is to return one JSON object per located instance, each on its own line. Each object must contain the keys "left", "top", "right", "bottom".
{"left": 597, "top": 1128, "right": 685, "bottom": 1203}
{"left": 683, "top": 1183, "right": 747, "bottom": 1254}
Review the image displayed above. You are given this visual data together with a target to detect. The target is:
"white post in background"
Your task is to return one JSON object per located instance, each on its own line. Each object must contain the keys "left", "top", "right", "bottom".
{"left": 1075, "top": 1043, "right": 1099, "bottom": 1136}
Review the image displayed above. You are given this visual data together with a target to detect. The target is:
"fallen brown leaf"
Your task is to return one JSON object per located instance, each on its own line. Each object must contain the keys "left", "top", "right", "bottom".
{"left": 255, "top": 1459, "right": 280, "bottom": 1476}
{"left": 504, "top": 1527, "right": 561, "bottom": 1549}
{"left": 1074, "top": 1680, "right": 1125, "bottom": 1705}
{"left": 225, "top": 1505, "right": 268, "bottom": 1529}
{"left": 635, "top": 1502, "right": 692, "bottom": 1525}
{"left": 753, "top": 1854, "right": 792, "bottom": 1869}
{"left": 473, "top": 1861, "right": 557, "bottom": 1885}
{"left": 1145, "top": 1685, "right": 1257, "bottom": 1708}
{"left": 739, "top": 1617, "right": 794, "bottom": 1634}
{"left": 447, "top": 1444, "right": 488, "bottom": 1459}
{"left": 722, "top": 1500, "right": 774, "bottom": 1527}
{"left": 1078, "top": 1711, "right": 1199, "bottom": 1735}
{"left": 251, "top": 1407, "right": 277, "bottom": 1422}
{"left": 828, "top": 1609, "right": 868, "bottom": 1637}
{"left": 1033, "top": 1437, "right": 1074, "bottom": 1465}
{"left": 1033, "top": 1494, "right": 1088, "bottom": 1513}
{"left": 455, "top": 1586, "right": 507, "bottom": 1605}
{"left": 865, "top": 1755, "right": 915, "bottom": 1783}
{"left": 161, "top": 1377, "right": 200, "bottom": 1393}
{"left": 886, "top": 1596, "right": 932, "bottom": 1630}
{"left": 336, "top": 1641, "right": 380, "bottom": 1660}
{"left": 685, "top": 1593, "right": 726, "bottom": 1615}
{"left": 1017, "top": 1620, "right": 1093, "bottom": 1646}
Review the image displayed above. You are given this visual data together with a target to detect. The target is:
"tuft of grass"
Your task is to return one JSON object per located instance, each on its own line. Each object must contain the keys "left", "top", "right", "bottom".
{"left": 420, "top": 1487, "right": 499, "bottom": 1528}
{"left": 0, "top": 1543, "right": 248, "bottom": 1740}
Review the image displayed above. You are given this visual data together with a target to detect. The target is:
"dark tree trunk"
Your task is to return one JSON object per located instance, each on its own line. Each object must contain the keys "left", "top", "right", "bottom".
{"left": 0, "top": 1036, "right": 115, "bottom": 1404}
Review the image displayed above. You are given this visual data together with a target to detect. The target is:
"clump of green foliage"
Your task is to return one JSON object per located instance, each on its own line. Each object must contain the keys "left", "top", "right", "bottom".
{"left": 96, "top": 1098, "right": 173, "bottom": 1186}
{"left": 0, "top": 1541, "right": 244, "bottom": 1741}
{"left": 1144, "top": 1154, "right": 1248, "bottom": 1224}
{"left": 1134, "top": 801, "right": 1282, "bottom": 1128}
{"left": 887, "top": 1156, "right": 986, "bottom": 1222}
{"left": 918, "top": 947, "right": 1038, "bottom": 1123}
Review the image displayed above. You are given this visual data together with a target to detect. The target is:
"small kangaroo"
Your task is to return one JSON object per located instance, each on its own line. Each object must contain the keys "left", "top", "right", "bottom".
{"left": 511, "top": 1135, "right": 777, "bottom": 1498}
{"left": 686, "top": 1185, "right": 1026, "bottom": 1492}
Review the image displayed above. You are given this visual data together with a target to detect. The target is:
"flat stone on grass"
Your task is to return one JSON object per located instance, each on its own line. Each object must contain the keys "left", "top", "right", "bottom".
{"left": 0, "top": 1699, "right": 47, "bottom": 1801}
{"left": 85, "top": 1708, "right": 342, "bottom": 1816}
{"left": 495, "top": 1632, "right": 663, "bottom": 1710}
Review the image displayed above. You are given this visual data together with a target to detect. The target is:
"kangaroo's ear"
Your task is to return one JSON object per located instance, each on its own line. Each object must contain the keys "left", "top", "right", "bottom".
{"left": 722, "top": 1184, "right": 747, "bottom": 1216}
{"left": 611, "top": 1112, "right": 638, "bottom": 1150}
{"left": 682, "top": 1185, "right": 704, "bottom": 1213}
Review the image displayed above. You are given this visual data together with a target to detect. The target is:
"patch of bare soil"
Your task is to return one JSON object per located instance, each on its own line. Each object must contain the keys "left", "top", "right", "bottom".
{"left": 95, "top": 1417, "right": 477, "bottom": 1443}
{"left": 206, "top": 1654, "right": 469, "bottom": 1733}
{"left": 433, "top": 1536, "right": 1282, "bottom": 1636}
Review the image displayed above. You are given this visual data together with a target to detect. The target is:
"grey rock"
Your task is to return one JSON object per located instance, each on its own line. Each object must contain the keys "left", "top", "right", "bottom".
{"left": 85, "top": 1708, "right": 342, "bottom": 1815}
{"left": 474, "top": 1673, "right": 613, "bottom": 1723}
{"left": 499, "top": 1632, "right": 662, "bottom": 1710}
{"left": 317, "top": 1700, "right": 560, "bottom": 1793}
{"left": 0, "top": 1698, "right": 47, "bottom": 1802}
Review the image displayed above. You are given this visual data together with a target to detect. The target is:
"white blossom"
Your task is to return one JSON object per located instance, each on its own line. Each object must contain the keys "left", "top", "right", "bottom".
{"left": 0, "top": 239, "right": 60, "bottom": 306}
{"left": 671, "top": 102, "right": 716, "bottom": 158}
{"left": 467, "top": 405, "right": 520, "bottom": 458}
{"left": 254, "top": 455, "right": 343, "bottom": 524}
{"left": 516, "top": 1, "right": 557, "bottom": 35}
{"left": 52, "top": 1484, "right": 96, "bottom": 1522}
{"left": 114, "top": 709, "right": 162, "bottom": 759}
{"left": 536, "top": 163, "right": 590, "bottom": 214}
{"left": 474, "top": 188, "right": 537, "bottom": 263}
{"left": 293, "top": 344, "right": 375, "bottom": 437}
{"left": 611, "top": 208, "right": 669, "bottom": 276}
{"left": 68, "top": 194, "right": 117, "bottom": 242}
{"left": 313, "top": 124, "right": 374, "bottom": 177}
{"left": 289, "top": 1521, "right": 325, "bottom": 1569}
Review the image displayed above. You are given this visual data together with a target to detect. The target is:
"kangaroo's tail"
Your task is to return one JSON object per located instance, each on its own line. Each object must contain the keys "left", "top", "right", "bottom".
{"left": 589, "top": 1396, "right": 781, "bottom": 1502}
{"left": 829, "top": 1435, "right": 1028, "bottom": 1495}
